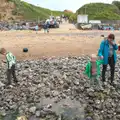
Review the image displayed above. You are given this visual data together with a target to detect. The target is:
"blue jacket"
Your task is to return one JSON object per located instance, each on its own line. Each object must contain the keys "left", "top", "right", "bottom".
{"left": 98, "top": 40, "right": 118, "bottom": 65}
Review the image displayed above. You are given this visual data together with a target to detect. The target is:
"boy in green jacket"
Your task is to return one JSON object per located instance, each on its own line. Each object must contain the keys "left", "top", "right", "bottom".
{"left": 0, "top": 48, "right": 18, "bottom": 85}
{"left": 83, "top": 54, "right": 103, "bottom": 88}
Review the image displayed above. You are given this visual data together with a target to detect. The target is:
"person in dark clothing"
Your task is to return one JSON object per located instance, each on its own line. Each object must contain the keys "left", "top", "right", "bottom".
{"left": 43, "top": 23, "right": 49, "bottom": 33}
{"left": 98, "top": 34, "right": 118, "bottom": 85}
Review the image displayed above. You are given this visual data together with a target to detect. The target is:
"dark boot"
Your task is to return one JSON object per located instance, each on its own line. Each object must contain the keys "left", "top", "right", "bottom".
{"left": 11, "top": 65, "right": 18, "bottom": 83}
{"left": 7, "top": 69, "right": 12, "bottom": 85}
{"left": 102, "top": 65, "right": 107, "bottom": 82}
{"left": 109, "top": 55, "right": 115, "bottom": 85}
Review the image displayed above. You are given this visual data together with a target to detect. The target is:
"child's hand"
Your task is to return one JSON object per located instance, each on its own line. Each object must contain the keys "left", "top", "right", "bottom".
{"left": 1, "top": 62, "right": 5, "bottom": 67}
{"left": 100, "top": 56, "right": 103, "bottom": 60}
{"left": 2, "top": 60, "right": 6, "bottom": 63}
{"left": 79, "top": 70, "right": 85, "bottom": 78}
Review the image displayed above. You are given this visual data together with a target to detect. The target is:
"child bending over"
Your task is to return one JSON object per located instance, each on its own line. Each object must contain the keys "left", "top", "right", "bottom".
{"left": 0, "top": 48, "right": 18, "bottom": 85}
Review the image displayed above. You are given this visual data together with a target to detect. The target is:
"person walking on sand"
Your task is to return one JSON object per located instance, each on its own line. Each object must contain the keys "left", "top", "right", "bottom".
{"left": 43, "top": 23, "right": 47, "bottom": 33}
{"left": 98, "top": 34, "right": 118, "bottom": 85}
{"left": 43, "top": 23, "right": 49, "bottom": 34}
{"left": 0, "top": 48, "right": 18, "bottom": 85}
{"left": 35, "top": 24, "right": 39, "bottom": 34}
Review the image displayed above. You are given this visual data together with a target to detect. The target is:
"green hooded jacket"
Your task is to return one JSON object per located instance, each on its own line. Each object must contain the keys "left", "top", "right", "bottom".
{"left": 84, "top": 60, "right": 103, "bottom": 79}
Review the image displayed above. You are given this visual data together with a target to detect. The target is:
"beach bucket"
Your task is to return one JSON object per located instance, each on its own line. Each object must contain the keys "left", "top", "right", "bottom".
{"left": 23, "top": 48, "right": 28, "bottom": 52}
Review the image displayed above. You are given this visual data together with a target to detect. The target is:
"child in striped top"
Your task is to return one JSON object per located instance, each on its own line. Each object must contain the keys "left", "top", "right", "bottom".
{"left": 0, "top": 48, "right": 18, "bottom": 85}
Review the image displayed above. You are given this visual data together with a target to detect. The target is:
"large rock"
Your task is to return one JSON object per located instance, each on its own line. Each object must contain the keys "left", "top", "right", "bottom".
{"left": 29, "top": 106, "right": 37, "bottom": 114}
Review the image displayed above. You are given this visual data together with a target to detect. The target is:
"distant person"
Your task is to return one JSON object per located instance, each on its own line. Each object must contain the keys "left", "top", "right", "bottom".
{"left": 0, "top": 48, "right": 18, "bottom": 85}
{"left": 81, "top": 54, "right": 103, "bottom": 89}
{"left": 46, "top": 21, "right": 50, "bottom": 33}
{"left": 98, "top": 34, "right": 118, "bottom": 85}
{"left": 58, "top": 20, "right": 60, "bottom": 24}
{"left": 35, "top": 25, "right": 39, "bottom": 34}
{"left": 43, "top": 24, "right": 47, "bottom": 33}
{"left": 43, "top": 23, "right": 49, "bottom": 34}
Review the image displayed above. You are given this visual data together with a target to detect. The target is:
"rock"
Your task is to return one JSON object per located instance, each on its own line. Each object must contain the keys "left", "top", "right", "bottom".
{"left": 0, "top": 81, "right": 5, "bottom": 87}
{"left": 116, "top": 115, "right": 120, "bottom": 119}
{"left": 85, "top": 116, "right": 93, "bottom": 120}
{"left": 52, "top": 91, "right": 59, "bottom": 97}
{"left": 0, "top": 110, "right": 6, "bottom": 116}
{"left": 87, "top": 89, "right": 95, "bottom": 97}
{"left": 116, "top": 108, "right": 120, "bottom": 113}
{"left": 38, "top": 83, "right": 45, "bottom": 88}
{"left": 29, "top": 115, "right": 40, "bottom": 120}
{"left": 45, "top": 92, "right": 51, "bottom": 97}
{"left": 93, "top": 113, "right": 100, "bottom": 120}
{"left": 63, "top": 83, "right": 69, "bottom": 89}
{"left": 59, "top": 80, "right": 64, "bottom": 85}
{"left": 73, "top": 79, "right": 79, "bottom": 85}
{"left": 9, "top": 104, "right": 17, "bottom": 110}
{"left": 29, "top": 106, "right": 37, "bottom": 114}
{"left": 40, "top": 110, "right": 47, "bottom": 118}
{"left": 105, "top": 102, "right": 112, "bottom": 109}
{"left": 47, "top": 104, "right": 52, "bottom": 109}
{"left": 35, "top": 111, "right": 41, "bottom": 117}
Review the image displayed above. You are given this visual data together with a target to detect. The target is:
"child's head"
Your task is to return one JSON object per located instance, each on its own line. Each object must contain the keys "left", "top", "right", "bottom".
{"left": 0, "top": 48, "right": 7, "bottom": 55}
{"left": 91, "top": 54, "right": 97, "bottom": 62}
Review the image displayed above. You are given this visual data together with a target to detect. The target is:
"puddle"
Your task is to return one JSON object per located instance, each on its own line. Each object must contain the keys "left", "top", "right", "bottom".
{"left": 40, "top": 97, "right": 85, "bottom": 116}
{"left": 2, "top": 97, "right": 85, "bottom": 120}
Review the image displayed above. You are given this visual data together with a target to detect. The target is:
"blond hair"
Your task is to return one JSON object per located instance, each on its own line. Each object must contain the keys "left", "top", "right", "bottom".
{"left": 0, "top": 48, "right": 6, "bottom": 54}
{"left": 91, "top": 54, "right": 97, "bottom": 59}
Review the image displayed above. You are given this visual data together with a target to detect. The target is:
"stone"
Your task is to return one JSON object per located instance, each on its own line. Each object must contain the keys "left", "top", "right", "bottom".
{"left": 0, "top": 81, "right": 5, "bottom": 87}
{"left": 0, "top": 110, "right": 6, "bottom": 116}
{"left": 85, "top": 116, "right": 93, "bottom": 120}
{"left": 59, "top": 80, "right": 64, "bottom": 85}
{"left": 116, "top": 115, "right": 120, "bottom": 119}
{"left": 47, "top": 104, "right": 52, "bottom": 109}
{"left": 52, "top": 91, "right": 59, "bottom": 97}
{"left": 29, "top": 106, "right": 37, "bottom": 114}
{"left": 40, "top": 110, "right": 47, "bottom": 118}
{"left": 93, "top": 113, "right": 100, "bottom": 120}
{"left": 45, "top": 92, "right": 51, "bottom": 97}
{"left": 73, "top": 79, "right": 79, "bottom": 85}
{"left": 29, "top": 116, "right": 40, "bottom": 120}
{"left": 63, "top": 83, "right": 69, "bottom": 89}
{"left": 116, "top": 108, "right": 120, "bottom": 113}
{"left": 35, "top": 111, "right": 41, "bottom": 117}
{"left": 105, "top": 102, "right": 112, "bottom": 109}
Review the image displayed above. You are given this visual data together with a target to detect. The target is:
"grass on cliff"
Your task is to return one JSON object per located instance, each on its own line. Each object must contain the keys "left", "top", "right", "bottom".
{"left": 77, "top": 3, "right": 120, "bottom": 20}
{"left": 8, "top": 0, "right": 63, "bottom": 20}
